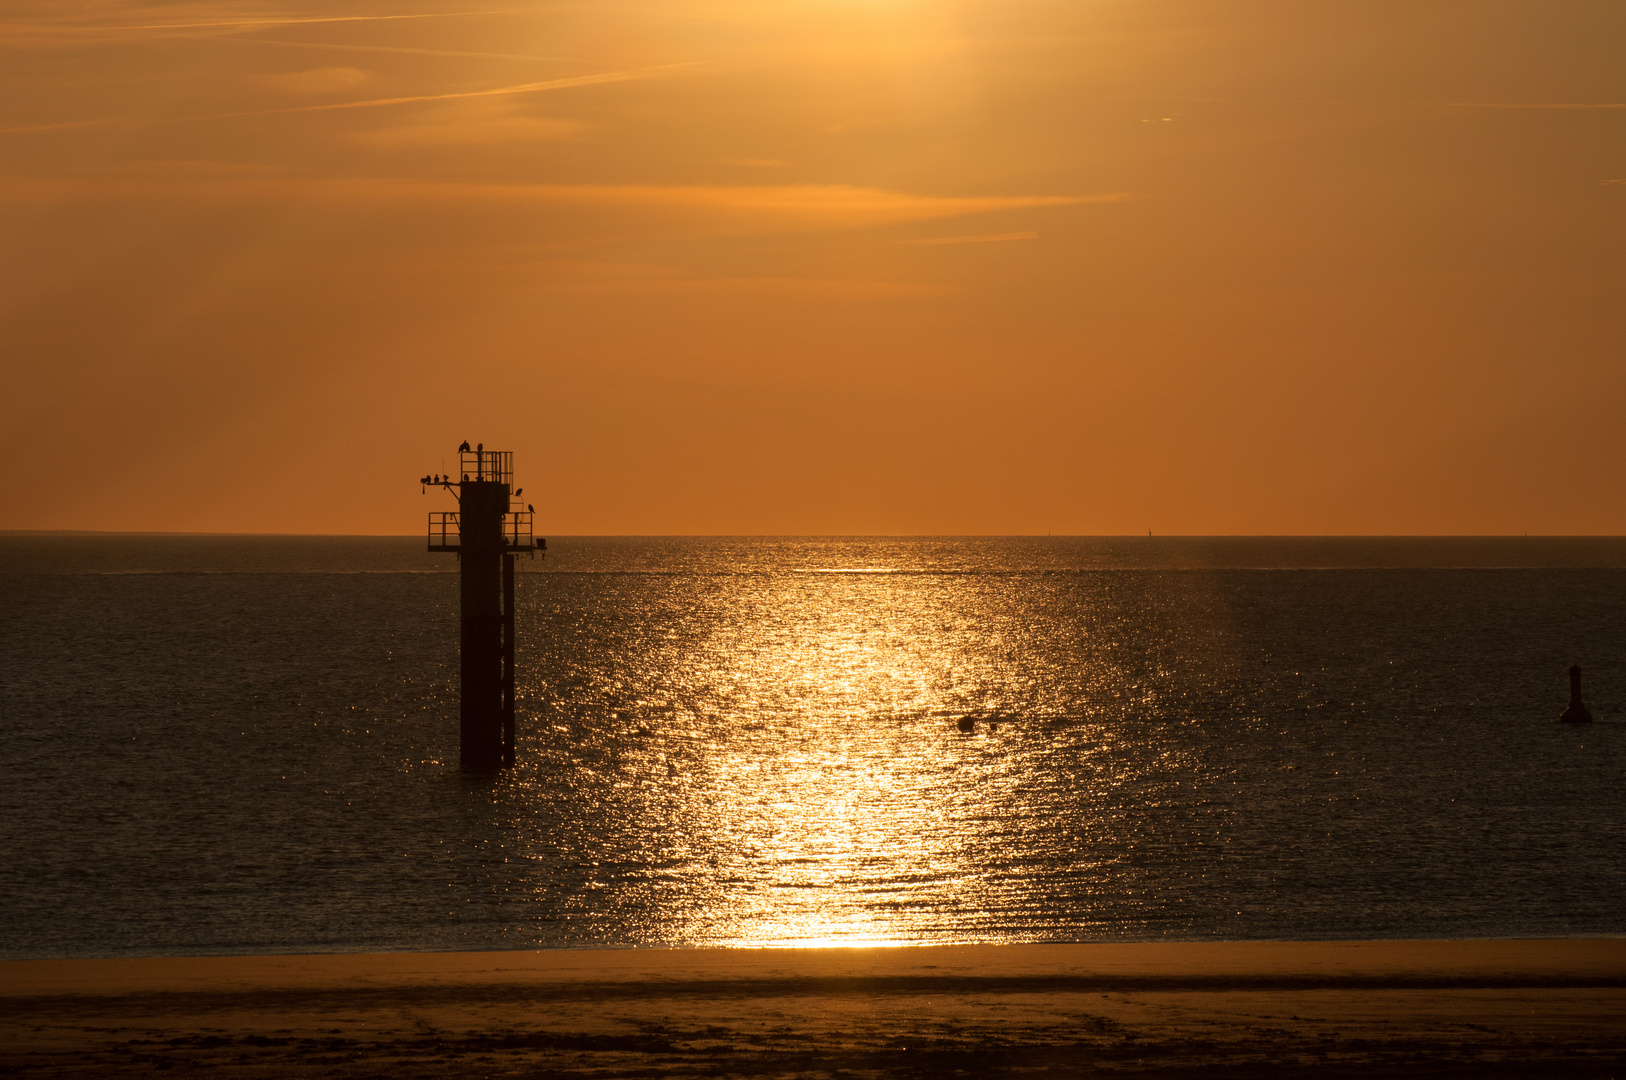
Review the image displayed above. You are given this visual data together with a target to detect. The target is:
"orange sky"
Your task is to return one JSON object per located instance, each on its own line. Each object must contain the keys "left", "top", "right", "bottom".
{"left": 2, "top": 0, "right": 1622, "bottom": 534}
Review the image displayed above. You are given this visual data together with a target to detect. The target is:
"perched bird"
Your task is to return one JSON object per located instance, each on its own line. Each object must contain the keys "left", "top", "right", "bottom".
{"left": 458, "top": 440, "right": 470, "bottom": 453}
{"left": 528, "top": 504, "right": 535, "bottom": 513}
{"left": 514, "top": 488, "right": 523, "bottom": 497}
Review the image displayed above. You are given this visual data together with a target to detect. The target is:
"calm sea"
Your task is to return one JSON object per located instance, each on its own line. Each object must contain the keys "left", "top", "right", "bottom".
{"left": 2, "top": 535, "right": 1624, "bottom": 959}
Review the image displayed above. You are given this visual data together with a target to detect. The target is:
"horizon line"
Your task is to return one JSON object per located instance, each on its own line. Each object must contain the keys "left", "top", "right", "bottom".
{"left": 3, "top": 531, "right": 1624, "bottom": 541}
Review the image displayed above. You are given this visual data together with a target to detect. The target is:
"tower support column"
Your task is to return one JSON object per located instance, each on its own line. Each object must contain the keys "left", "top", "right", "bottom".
{"left": 458, "top": 478, "right": 506, "bottom": 770}
{"left": 503, "top": 551, "right": 516, "bottom": 767}
{"left": 424, "top": 444, "right": 539, "bottom": 771}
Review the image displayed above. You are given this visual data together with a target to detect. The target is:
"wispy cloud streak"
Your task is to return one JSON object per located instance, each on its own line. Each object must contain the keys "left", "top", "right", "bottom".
{"left": 0, "top": 64, "right": 697, "bottom": 136}
{"left": 212, "top": 36, "right": 582, "bottom": 63}
{"left": 35, "top": 10, "right": 523, "bottom": 32}
{"left": 898, "top": 231, "right": 1039, "bottom": 246}
{"left": 1448, "top": 102, "right": 1626, "bottom": 110}
{"left": 0, "top": 177, "right": 1121, "bottom": 233}
{"left": 0, "top": 118, "right": 115, "bottom": 135}
{"left": 203, "top": 64, "right": 700, "bottom": 120}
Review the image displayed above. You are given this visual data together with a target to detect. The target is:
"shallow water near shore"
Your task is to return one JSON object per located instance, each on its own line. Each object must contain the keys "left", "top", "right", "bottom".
{"left": 2, "top": 536, "right": 1624, "bottom": 958}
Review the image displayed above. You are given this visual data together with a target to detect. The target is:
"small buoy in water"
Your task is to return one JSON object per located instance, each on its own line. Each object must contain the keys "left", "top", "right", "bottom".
{"left": 957, "top": 716, "right": 976, "bottom": 734}
{"left": 635, "top": 725, "right": 653, "bottom": 737}
{"left": 1559, "top": 665, "right": 1593, "bottom": 723}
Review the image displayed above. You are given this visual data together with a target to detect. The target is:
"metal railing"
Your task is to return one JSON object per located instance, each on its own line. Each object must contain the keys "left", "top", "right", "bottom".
{"left": 457, "top": 449, "right": 513, "bottom": 485}
{"left": 428, "top": 511, "right": 461, "bottom": 551}
{"left": 427, "top": 510, "right": 535, "bottom": 552}
{"left": 504, "top": 508, "right": 535, "bottom": 550}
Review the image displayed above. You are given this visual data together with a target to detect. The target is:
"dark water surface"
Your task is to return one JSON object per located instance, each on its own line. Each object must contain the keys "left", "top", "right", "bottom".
{"left": 2, "top": 536, "right": 1623, "bottom": 958}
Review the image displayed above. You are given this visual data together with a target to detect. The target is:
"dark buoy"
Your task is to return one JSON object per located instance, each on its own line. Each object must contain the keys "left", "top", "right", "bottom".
{"left": 957, "top": 716, "right": 976, "bottom": 734}
{"left": 1559, "top": 664, "right": 1593, "bottom": 724}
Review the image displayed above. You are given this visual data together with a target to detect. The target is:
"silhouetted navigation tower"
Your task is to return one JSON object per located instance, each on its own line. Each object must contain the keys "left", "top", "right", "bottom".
{"left": 420, "top": 444, "right": 543, "bottom": 770}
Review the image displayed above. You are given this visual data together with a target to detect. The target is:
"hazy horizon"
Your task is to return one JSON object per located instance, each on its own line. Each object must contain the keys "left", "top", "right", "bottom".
{"left": 6, "top": 529, "right": 1626, "bottom": 538}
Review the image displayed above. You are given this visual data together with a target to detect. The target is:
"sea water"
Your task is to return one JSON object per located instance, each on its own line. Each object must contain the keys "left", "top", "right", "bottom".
{"left": 1, "top": 535, "right": 1623, "bottom": 958}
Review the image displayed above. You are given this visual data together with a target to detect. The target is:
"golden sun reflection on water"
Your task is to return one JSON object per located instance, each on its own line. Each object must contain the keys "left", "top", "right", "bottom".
{"left": 8, "top": 539, "right": 1625, "bottom": 958}
{"left": 511, "top": 543, "right": 1624, "bottom": 950}
{"left": 544, "top": 568, "right": 1044, "bottom": 948}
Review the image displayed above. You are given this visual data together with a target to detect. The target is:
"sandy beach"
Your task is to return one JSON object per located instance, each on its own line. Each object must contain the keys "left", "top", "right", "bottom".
{"left": 3, "top": 940, "right": 1623, "bottom": 1077}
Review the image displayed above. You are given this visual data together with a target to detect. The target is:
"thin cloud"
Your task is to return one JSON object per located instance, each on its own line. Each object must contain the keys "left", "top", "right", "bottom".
{"left": 899, "top": 230, "right": 1039, "bottom": 246}
{"left": 37, "top": 10, "right": 524, "bottom": 32}
{"left": 1448, "top": 102, "right": 1626, "bottom": 110}
{"left": 213, "top": 37, "right": 584, "bottom": 64}
{"left": 253, "top": 67, "right": 370, "bottom": 96}
{"left": 203, "top": 64, "right": 701, "bottom": 120}
{"left": 0, "top": 117, "right": 115, "bottom": 135}
{"left": 0, "top": 64, "right": 698, "bottom": 136}
{"left": 502, "top": 186, "right": 1120, "bottom": 228}
{"left": 355, "top": 103, "right": 585, "bottom": 148}
{"left": 0, "top": 175, "right": 1124, "bottom": 233}
{"left": 558, "top": 276, "right": 954, "bottom": 300}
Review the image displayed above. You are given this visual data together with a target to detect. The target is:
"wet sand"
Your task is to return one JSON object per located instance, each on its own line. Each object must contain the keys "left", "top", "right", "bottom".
{"left": 3, "top": 940, "right": 1624, "bottom": 1077}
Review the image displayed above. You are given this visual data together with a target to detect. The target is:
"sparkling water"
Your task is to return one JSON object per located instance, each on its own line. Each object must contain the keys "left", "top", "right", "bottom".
{"left": 2, "top": 535, "right": 1622, "bottom": 958}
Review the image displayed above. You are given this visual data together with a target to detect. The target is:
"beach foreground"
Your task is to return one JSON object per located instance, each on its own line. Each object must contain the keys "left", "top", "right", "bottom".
{"left": 3, "top": 941, "right": 1623, "bottom": 1078}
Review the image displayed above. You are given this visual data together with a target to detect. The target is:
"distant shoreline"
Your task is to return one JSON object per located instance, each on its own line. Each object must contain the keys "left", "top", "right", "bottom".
{"left": 6, "top": 941, "right": 1622, "bottom": 1077}
{"left": 7, "top": 939, "right": 1625, "bottom": 995}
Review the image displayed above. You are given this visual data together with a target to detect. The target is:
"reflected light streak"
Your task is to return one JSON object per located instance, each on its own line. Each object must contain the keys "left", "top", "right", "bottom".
{"left": 567, "top": 567, "right": 1024, "bottom": 948}
{"left": 762, "top": 935, "right": 914, "bottom": 949}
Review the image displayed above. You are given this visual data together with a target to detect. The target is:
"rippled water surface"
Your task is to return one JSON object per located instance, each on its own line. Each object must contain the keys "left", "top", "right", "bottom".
{"left": 2, "top": 536, "right": 1624, "bottom": 958}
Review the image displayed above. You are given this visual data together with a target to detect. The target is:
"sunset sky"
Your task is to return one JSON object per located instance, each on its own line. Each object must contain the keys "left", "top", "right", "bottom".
{"left": 2, "top": 0, "right": 1622, "bottom": 535}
